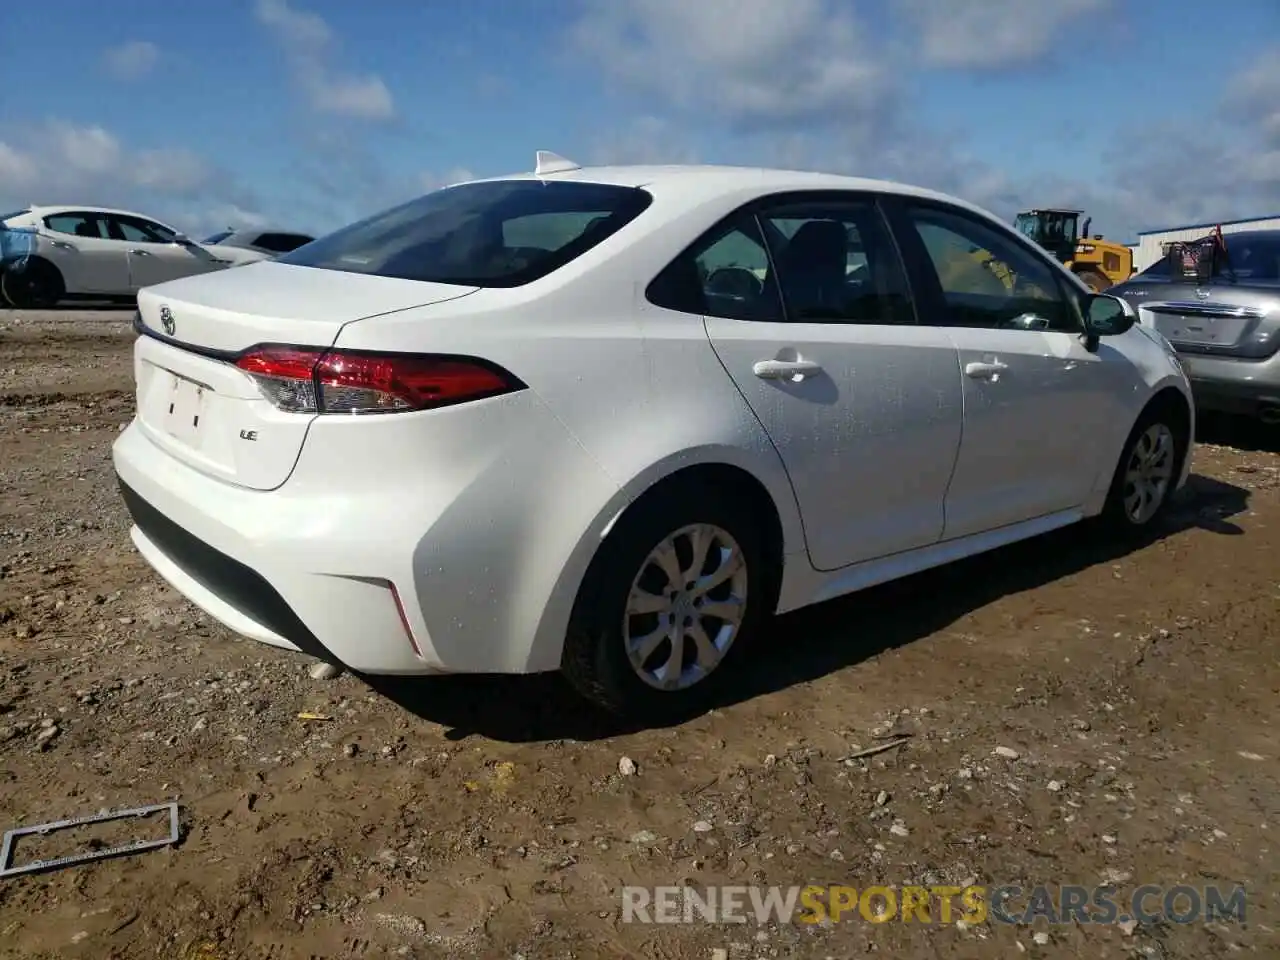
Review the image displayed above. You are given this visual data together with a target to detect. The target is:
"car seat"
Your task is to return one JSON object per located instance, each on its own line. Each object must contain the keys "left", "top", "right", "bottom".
{"left": 775, "top": 220, "right": 848, "bottom": 319}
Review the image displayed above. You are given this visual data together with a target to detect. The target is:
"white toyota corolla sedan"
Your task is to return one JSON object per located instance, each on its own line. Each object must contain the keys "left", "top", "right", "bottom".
{"left": 112, "top": 153, "right": 1194, "bottom": 718}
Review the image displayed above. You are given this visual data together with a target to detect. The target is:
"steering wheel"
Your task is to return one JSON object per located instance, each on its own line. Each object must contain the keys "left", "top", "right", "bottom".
{"left": 705, "top": 267, "right": 762, "bottom": 299}
{"left": 1003, "top": 312, "right": 1051, "bottom": 331}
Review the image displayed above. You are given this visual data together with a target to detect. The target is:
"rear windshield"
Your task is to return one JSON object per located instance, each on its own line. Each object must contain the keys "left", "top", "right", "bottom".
{"left": 1225, "top": 236, "right": 1280, "bottom": 281}
{"left": 278, "top": 180, "right": 653, "bottom": 287}
{"left": 1140, "top": 234, "right": 1280, "bottom": 282}
{"left": 0, "top": 209, "right": 30, "bottom": 225}
{"left": 1137, "top": 257, "right": 1171, "bottom": 278}
{"left": 255, "top": 232, "right": 314, "bottom": 253}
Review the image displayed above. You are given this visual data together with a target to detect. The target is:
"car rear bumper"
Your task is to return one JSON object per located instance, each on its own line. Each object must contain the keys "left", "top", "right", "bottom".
{"left": 118, "top": 480, "right": 340, "bottom": 661}
{"left": 111, "top": 393, "right": 620, "bottom": 675}
{"left": 1179, "top": 351, "right": 1280, "bottom": 416}
{"left": 113, "top": 445, "right": 444, "bottom": 674}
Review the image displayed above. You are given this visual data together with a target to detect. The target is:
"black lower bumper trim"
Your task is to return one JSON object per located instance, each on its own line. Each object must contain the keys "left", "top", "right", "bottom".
{"left": 1189, "top": 380, "right": 1280, "bottom": 418}
{"left": 116, "top": 477, "right": 343, "bottom": 667}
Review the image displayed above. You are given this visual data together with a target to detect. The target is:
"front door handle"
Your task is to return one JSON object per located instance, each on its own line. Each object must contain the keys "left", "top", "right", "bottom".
{"left": 129, "top": 249, "right": 153, "bottom": 257}
{"left": 964, "top": 360, "right": 1009, "bottom": 380}
{"left": 50, "top": 240, "right": 75, "bottom": 251}
{"left": 753, "top": 359, "right": 823, "bottom": 381}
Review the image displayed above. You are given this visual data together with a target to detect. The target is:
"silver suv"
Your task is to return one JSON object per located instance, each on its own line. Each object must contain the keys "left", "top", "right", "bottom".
{"left": 1111, "top": 230, "right": 1280, "bottom": 423}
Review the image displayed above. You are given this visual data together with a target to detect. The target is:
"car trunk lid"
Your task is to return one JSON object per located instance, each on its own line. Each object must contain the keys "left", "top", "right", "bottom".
{"left": 132, "top": 263, "right": 479, "bottom": 490}
{"left": 1136, "top": 282, "right": 1280, "bottom": 359}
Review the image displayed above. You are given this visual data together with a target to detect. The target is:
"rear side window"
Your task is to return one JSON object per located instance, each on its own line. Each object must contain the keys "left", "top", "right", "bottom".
{"left": 646, "top": 213, "right": 786, "bottom": 322}
{"left": 759, "top": 201, "right": 915, "bottom": 324}
{"left": 203, "top": 230, "right": 234, "bottom": 244}
{"left": 280, "top": 180, "right": 653, "bottom": 287}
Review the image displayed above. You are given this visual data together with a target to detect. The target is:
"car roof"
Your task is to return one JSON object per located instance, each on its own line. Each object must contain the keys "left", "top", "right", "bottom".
{"left": 222, "top": 228, "right": 313, "bottom": 237}
{"left": 27, "top": 204, "right": 166, "bottom": 221}
{"left": 465, "top": 162, "right": 1006, "bottom": 223}
{"left": 1223, "top": 228, "right": 1280, "bottom": 242}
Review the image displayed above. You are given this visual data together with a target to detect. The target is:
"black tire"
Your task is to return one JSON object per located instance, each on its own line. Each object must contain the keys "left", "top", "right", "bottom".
{"left": 1098, "top": 403, "right": 1188, "bottom": 535}
{"left": 1076, "top": 268, "right": 1110, "bottom": 293}
{"left": 1, "top": 258, "right": 65, "bottom": 309}
{"left": 561, "top": 482, "right": 772, "bottom": 719}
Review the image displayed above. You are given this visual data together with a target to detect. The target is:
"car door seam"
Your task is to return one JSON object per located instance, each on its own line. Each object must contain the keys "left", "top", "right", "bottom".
{"left": 699, "top": 315, "right": 811, "bottom": 560}
{"left": 939, "top": 328, "right": 968, "bottom": 540}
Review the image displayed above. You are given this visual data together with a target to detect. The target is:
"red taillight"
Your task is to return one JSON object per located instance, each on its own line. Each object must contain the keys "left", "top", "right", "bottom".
{"left": 233, "top": 346, "right": 524, "bottom": 415}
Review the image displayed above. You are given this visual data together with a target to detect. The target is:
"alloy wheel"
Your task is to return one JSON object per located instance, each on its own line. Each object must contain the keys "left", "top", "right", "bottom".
{"left": 1123, "top": 423, "right": 1175, "bottom": 524}
{"left": 623, "top": 523, "right": 749, "bottom": 691}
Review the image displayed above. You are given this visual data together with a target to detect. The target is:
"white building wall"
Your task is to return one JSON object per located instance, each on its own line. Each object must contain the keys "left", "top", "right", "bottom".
{"left": 1133, "top": 216, "right": 1280, "bottom": 272}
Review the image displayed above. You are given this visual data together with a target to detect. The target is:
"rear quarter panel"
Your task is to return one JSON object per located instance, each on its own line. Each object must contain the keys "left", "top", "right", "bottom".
{"left": 329, "top": 196, "right": 807, "bottom": 670}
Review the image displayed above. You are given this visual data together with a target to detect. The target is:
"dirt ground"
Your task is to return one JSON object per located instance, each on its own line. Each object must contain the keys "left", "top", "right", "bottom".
{"left": 1, "top": 308, "right": 1278, "bottom": 960}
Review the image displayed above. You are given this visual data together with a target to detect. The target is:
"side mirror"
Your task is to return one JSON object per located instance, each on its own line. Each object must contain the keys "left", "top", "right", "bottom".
{"left": 170, "top": 232, "right": 190, "bottom": 245}
{"left": 1083, "top": 293, "right": 1135, "bottom": 345}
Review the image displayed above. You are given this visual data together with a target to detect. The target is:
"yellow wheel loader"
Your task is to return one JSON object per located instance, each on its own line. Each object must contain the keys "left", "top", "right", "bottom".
{"left": 1013, "top": 208, "right": 1134, "bottom": 291}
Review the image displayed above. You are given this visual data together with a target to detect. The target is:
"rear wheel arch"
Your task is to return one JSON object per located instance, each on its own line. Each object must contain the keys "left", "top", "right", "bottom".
{"left": 559, "top": 461, "right": 785, "bottom": 715}
{"left": 522, "top": 450, "right": 799, "bottom": 675}
{"left": 610, "top": 463, "right": 787, "bottom": 609}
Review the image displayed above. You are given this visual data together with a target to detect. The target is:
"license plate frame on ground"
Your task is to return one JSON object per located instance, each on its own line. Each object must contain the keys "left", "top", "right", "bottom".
{"left": 0, "top": 802, "right": 180, "bottom": 878}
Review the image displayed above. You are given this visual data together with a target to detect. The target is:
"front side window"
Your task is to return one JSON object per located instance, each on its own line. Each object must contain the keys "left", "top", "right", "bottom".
{"left": 905, "top": 206, "right": 1076, "bottom": 332}
{"left": 760, "top": 201, "right": 914, "bottom": 324}
{"left": 279, "top": 180, "right": 653, "bottom": 287}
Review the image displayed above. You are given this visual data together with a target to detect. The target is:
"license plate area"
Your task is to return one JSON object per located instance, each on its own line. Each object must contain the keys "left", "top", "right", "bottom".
{"left": 1151, "top": 312, "right": 1249, "bottom": 348}
{"left": 164, "top": 372, "right": 211, "bottom": 446}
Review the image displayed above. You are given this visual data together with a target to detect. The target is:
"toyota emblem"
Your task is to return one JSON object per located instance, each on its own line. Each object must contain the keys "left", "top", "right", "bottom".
{"left": 1194, "top": 287, "right": 1210, "bottom": 301}
{"left": 160, "top": 305, "right": 175, "bottom": 336}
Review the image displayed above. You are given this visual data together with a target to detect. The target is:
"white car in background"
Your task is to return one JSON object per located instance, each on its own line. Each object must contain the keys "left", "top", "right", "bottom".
{"left": 201, "top": 227, "right": 316, "bottom": 257}
{"left": 0, "top": 205, "right": 271, "bottom": 308}
{"left": 112, "top": 154, "right": 1194, "bottom": 719}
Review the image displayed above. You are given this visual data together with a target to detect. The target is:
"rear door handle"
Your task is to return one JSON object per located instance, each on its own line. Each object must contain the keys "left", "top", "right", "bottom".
{"left": 964, "top": 360, "right": 1008, "bottom": 380}
{"left": 753, "top": 359, "right": 823, "bottom": 381}
{"left": 129, "top": 249, "right": 152, "bottom": 257}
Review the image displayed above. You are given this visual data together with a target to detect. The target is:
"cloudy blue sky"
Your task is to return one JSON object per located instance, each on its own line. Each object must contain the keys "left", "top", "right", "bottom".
{"left": 1, "top": 0, "right": 1277, "bottom": 241}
